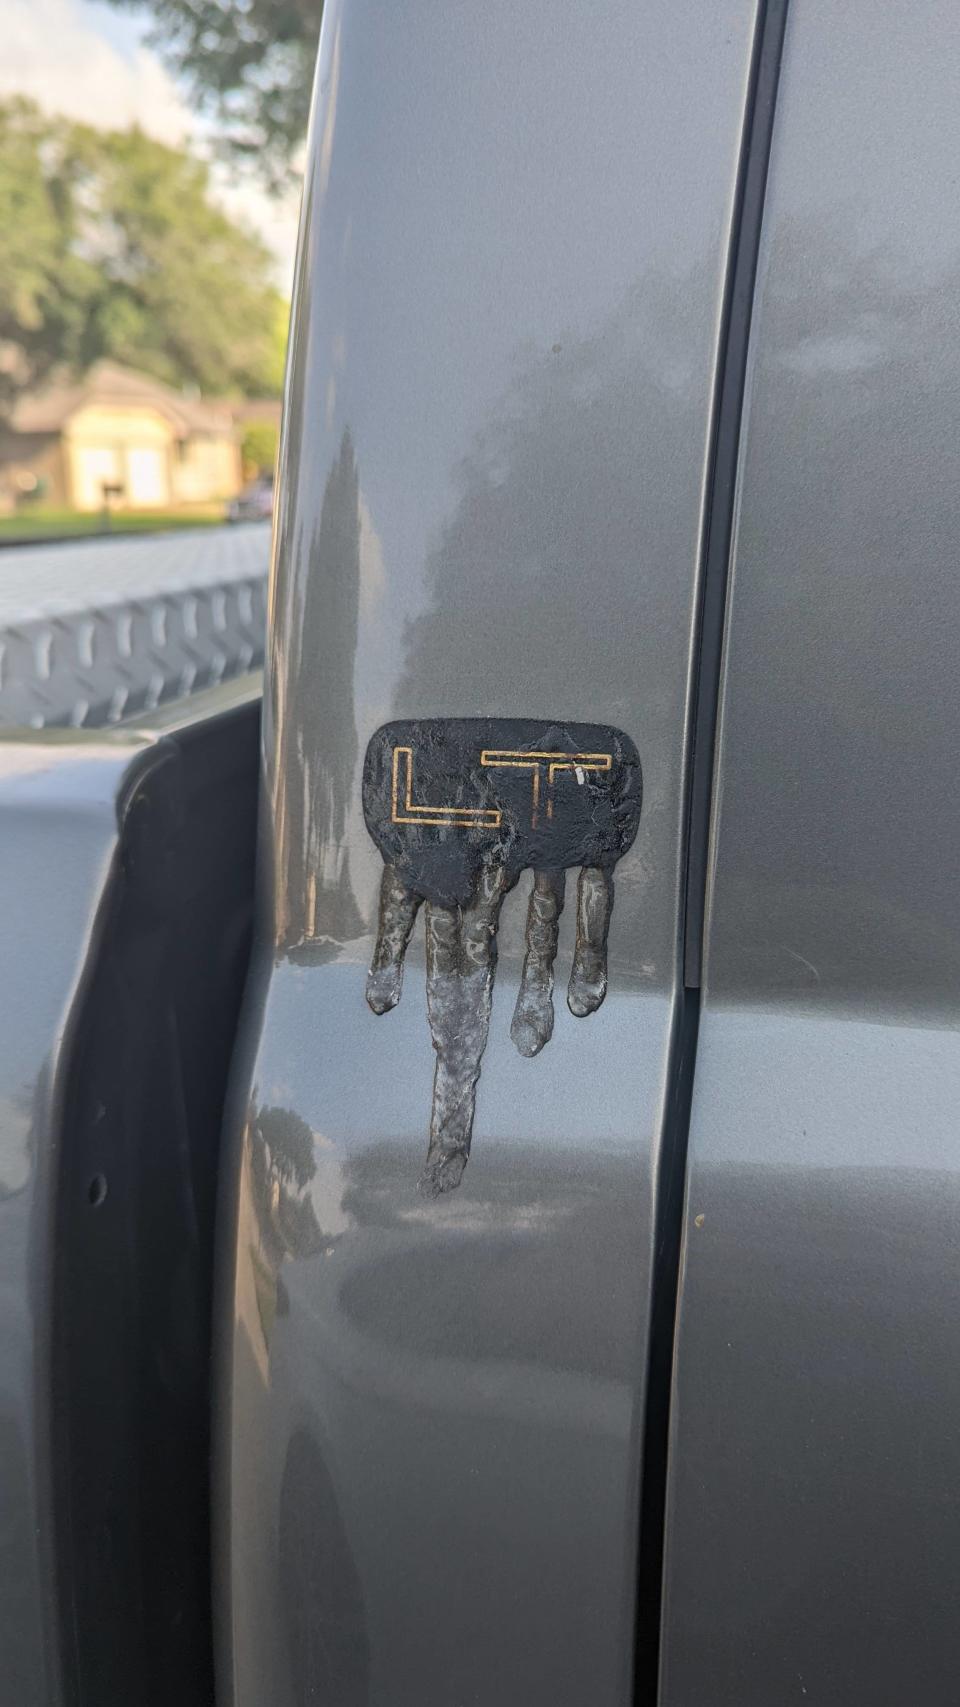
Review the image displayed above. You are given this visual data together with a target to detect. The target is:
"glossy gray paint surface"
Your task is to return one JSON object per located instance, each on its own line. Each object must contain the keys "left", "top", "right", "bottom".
{"left": 662, "top": 4, "right": 960, "bottom": 1701}
{"left": 0, "top": 736, "right": 133, "bottom": 1707}
{"left": 218, "top": 1, "right": 758, "bottom": 1702}
{"left": 0, "top": 677, "right": 260, "bottom": 1706}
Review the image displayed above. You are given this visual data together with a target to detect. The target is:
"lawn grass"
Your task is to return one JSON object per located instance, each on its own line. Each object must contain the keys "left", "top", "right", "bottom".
{"left": 0, "top": 507, "right": 227, "bottom": 542}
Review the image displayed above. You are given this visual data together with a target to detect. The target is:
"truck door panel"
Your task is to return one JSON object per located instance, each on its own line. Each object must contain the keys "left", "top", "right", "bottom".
{"left": 216, "top": 2, "right": 761, "bottom": 1702}
{"left": 662, "top": 4, "right": 960, "bottom": 1702}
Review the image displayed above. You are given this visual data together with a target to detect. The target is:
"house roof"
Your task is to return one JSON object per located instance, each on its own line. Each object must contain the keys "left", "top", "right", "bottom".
{"left": 10, "top": 361, "right": 235, "bottom": 438}
{"left": 226, "top": 398, "right": 282, "bottom": 425}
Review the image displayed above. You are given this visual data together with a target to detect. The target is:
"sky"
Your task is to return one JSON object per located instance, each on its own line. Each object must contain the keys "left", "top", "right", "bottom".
{"left": 1, "top": 0, "right": 301, "bottom": 288}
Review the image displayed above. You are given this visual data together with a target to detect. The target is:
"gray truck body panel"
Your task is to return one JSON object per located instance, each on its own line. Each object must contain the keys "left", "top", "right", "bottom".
{"left": 1, "top": 0, "right": 952, "bottom": 1701}
{"left": 662, "top": 4, "right": 960, "bottom": 1703}
{"left": 216, "top": 1, "right": 761, "bottom": 1702}
{"left": 0, "top": 679, "right": 260, "bottom": 1704}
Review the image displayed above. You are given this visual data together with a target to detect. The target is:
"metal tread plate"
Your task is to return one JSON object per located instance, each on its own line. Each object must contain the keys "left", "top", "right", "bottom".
{"left": 0, "top": 524, "right": 269, "bottom": 728}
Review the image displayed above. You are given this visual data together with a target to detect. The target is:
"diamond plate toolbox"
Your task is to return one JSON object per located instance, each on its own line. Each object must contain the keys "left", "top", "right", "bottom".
{"left": 0, "top": 525, "right": 269, "bottom": 728}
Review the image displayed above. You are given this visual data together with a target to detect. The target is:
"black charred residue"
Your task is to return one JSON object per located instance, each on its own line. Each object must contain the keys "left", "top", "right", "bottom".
{"left": 361, "top": 717, "right": 642, "bottom": 1195}
{"left": 362, "top": 717, "right": 641, "bottom": 907}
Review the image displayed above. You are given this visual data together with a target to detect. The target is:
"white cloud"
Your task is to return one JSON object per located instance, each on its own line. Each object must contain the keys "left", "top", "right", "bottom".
{"left": 1, "top": 0, "right": 300, "bottom": 288}
{"left": 2, "top": 0, "right": 190, "bottom": 142}
{"left": 213, "top": 169, "right": 301, "bottom": 293}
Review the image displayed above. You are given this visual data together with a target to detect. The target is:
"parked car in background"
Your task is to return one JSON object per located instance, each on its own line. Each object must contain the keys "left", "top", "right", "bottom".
{"left": 228, "top": 473, "right": 274, "bottom": 524}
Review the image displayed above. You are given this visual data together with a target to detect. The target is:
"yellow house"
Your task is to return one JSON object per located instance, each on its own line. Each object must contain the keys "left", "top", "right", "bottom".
{"left": 0, "top": 361, "right": 244, "bottom": 512}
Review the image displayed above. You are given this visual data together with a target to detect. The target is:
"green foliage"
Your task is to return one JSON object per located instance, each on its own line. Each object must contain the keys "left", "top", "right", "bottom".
{"left": 105, "top": 0, "right": 323, "bottom": 184}
{"left": 241, "top": 420, "right": 280, "bottom": 474}
{"left": 0, "top": 509, "right": 225, "bottom": 541}
{"left": 0, "top": 100, "right": 95, "bottom": 403}
{"left": 265, "top": 296, "right": 292, "bottom": 396}
{"left": 0, "top": 98, "right": 288, "bottom": 411}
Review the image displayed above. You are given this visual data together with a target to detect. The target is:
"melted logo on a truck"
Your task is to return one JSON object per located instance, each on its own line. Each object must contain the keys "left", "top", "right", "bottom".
{"left": 362, "top": 718, "right": 642, "bottom": 1195}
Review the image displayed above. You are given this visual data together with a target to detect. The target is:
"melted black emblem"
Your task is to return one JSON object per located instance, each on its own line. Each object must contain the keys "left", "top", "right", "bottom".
{"left": 362, "top": 718, "right": 642, "bottom": 1195}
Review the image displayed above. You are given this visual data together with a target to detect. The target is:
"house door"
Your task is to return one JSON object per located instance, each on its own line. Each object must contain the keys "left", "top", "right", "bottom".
{"left": 73, "top": 446, "right": 121, "bottom": 511}
{"left": 125, "top": 447, "right": 169, "bottom": 507}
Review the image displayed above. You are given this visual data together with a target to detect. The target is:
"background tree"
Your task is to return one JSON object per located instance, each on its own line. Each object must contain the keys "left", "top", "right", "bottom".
{"left": 0, "top": 98, "right": 287, "bottom": 412}
{"left": 0, "top": 101, "right": 95, "bottom": 405}
{"left": 105, "top": 0, "right": 323, "bottom": 185}
{"left": 241, "top": 420, "right": 280, "bottom": 476}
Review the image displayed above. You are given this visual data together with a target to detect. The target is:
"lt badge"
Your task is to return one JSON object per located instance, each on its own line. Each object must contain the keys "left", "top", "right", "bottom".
{"left": 362, "top": 718, "right": 642, "bottom": 1195}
